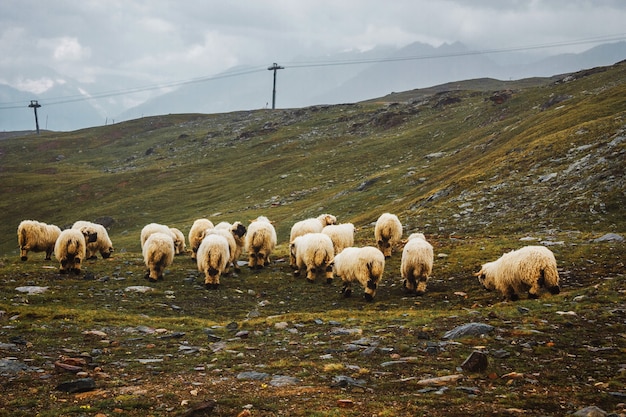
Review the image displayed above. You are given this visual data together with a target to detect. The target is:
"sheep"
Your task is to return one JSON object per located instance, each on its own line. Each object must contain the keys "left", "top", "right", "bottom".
{"left": 245, "top": 216, "right": 277, "bottom": 269}
{"left": 72, "top": 220, "right": 114, "bottom": 259}
{"left": 475, "top": 245, "right": 561, "bottom": 301}
{"left": 196, "top": 233, "right": 230, "bottom": 289}
{"left": 321, "top": 223, "right": 355, "bottom": 255}
{"left": 289, "top": 214, "right": 337, "bottom": 267}
{"left": 54, "top": 227, "right": 97, "bottom": 275}
{"left": 142, "top": 232, "right": 175, "bottom": 282}
{"left": 374, "top": 213, "right": 403, "bottom": 258}
{"left": 140, "top": 223, "right": 174, "bottom": 249}
{"left": 214, "top": 221, "right": 247, "bottom": 272}
{"left": 333, "top": 246, "right": 385, "bottom": 302}
{"left": 290, "top": 232, "right": 335, "bottom": 283}
{"left": 170, "top": 227, "right": 187, "bottom": 255}
{"left": 400, "top": 233, "right": 434, "bottom": 295}
{"left": 188, "top": 218, "right": 215, "bottom": 261}
{"left": 17, "top": 220, "right": 62, "bottom": 261}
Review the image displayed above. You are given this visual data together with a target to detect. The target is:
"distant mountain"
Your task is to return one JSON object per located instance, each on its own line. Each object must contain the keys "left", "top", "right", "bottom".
{"left": 0, "top": 73, "right": 105, "bottom": 132}
{"left": 119, "top": 41, "right": 626, "bottom": 123}
{"left": 2, "top": 41, "right": 625, "bottom": 132}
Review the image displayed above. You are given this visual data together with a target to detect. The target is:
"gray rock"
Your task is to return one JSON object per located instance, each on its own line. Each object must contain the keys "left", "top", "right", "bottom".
{"left": 330, "top": 375, "right": 367, "bottom": 389}
{"left": 270, "top": 375, "right": 300, "bottom": 387}
{"left": 593, "top": 233, "right": 624, "bottom": 243}
{"left": 460, "top": 350, "right": 488, "bottom": 373}
{"left": 0, "top": 358, "right": 29, "bottom": 373}
{"left": 55, "top": 378, "right": 96, "bottom": 393}
{"left": 572, "top": 406, "right": 607, "bottom": 417}
{"left": 442, "top": 322, "right": 494, "bottom": 340}
{"left": 237, "top": 371, "right": 270, "bottom": 380}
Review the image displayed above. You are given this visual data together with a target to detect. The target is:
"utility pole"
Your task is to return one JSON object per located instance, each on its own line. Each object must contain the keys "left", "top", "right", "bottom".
{"left": 28, "top": 100, "right": 42, "bottom": 134}
{"left": 267, "top": 62, "right": 284, "bottom": 109}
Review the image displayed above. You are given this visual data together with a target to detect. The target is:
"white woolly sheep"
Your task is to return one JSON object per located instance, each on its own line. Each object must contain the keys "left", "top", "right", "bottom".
{"left": 196, "top": 233, "right": 230, "bottom": 289}
{"left": 333, "top": 246, "right": 385, "bottom": 302}
{"left": 289, "top": 214, "right": 337, "bottom": 267}
{"left": 245, "top": 216, "right": 277, "bottom": 269}
{"left": 17, "top": 219, "right": 62, "bottom": 261}
{"left": 54, "top": 228, "right": 97, "bottom": 275}
{"left": 290, "top": 232, "right": 335, "bottom": 283}
{"left": 169, "top": 227, "right": 187, "bottom": 255}
{"left": 475, "top": 245, "right": 561, "bottom": 301}
{"left": 140, "top": 223, "right": 174, "bottom": 249}
{"left": 374, "top": 213, "right": 403, "bottom": 258}
{"left": 142, "top": 232, "right": 175, "bottom": 282}
{"left": 400, "top": 233, "right": 434, "bottom": 295}
{"left": 72, "top": 220, "right": 114, "bottom": 259}
{"left": 188, "top": 218, "right": 215, "bottom": 260}
{"left": 322, "top": 223, "right": 355, "bottom": 255}
{"left": 214, "top": 221, "right": 247, "bottom": 272}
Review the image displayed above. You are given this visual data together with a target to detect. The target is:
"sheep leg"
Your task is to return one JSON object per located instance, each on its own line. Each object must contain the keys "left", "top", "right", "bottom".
{"left": 506, "top": 286, "right": 519, "bottom": 301}
{"left": 415, "top": 277, "right": 428, "bottom": 296}
{"left": 247, "top": 253, "right": 257, "bottom": 269}
{"left": 325, "top": 265, "right": 333, "bottom": 285}
{"left": 403, "top": 271, "right": 418, "bottom": 293}
{"left": 306, "top": 267, "right": 315, "bottom": 283}
{"left": 341, "top": 282, "right": 352, "bottom": 298}
{"left": 45, "top": 249, "right": 53, "bottom": 260}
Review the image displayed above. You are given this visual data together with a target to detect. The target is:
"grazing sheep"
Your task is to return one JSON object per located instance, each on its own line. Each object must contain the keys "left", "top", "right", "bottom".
{"left": 17, "top": 220, "right": 62, "bottom": 261}
{"left": 54, "top": 228, "right": 97, "bottom": 275}
{"left": 475, "top": 245, "right": 561, "bottom": 301}
{"left": 290, "top": 232, "right": 335, "bottom": 283}
{"left": 401, "top": 233, "right": 434, "bottom": 295}
{"left": 169, "top": 227, "right": 187, "bottom": 255}
{"left": 245, "top": 216, "right": 277, "bottom": 269}
{"left": 374, "top": 213, "right": 403, "bottom": 258}
{"left": 322, "top": 223, "right": 355, "bottom": 255}
{"left": 214, "top": 221, "right": 247, "bottom": 272}
{"left": 289, "top": 214, "right": 337, "bottom": 267}
{"left": 142, "top": 232, "right": 175, "bottom": 282}
{"left": 197, "top": 233, "right": 230, "bottom": 289}
{"left": 333, "top": 246, "right": 385, "bottom": 302}
{"left": 188, "top": 218, "right": 215, "bottom": 261}
{"left": 140, "top": 223, "right": 174, "bottom": 249}
{"left": 72, "top": 220, "right": 114, "bottom": 259}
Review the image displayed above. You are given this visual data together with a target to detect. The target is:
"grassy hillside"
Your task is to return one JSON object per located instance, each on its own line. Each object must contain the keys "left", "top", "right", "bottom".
{"left": 0, "top": 62, "right": 624, "bottom": 416}
{"left": 1, "top": 63, "right": 624, "bottom": 254}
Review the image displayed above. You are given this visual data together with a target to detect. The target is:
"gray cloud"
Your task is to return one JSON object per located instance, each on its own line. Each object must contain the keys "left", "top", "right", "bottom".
{"left": 1, "top": 0, "right": 626, "bottom": 94}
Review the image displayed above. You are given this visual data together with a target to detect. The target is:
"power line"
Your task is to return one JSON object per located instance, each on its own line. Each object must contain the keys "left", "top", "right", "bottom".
{"left": 1, "top": 33, "right": 625, "bottom": 110}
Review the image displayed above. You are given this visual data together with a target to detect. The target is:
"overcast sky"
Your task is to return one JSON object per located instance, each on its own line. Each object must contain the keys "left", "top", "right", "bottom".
{"left": 2, "top": 0, "right": 626, "bottom": 96}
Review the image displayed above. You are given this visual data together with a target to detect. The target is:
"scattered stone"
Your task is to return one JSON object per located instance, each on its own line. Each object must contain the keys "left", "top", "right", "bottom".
{"left": 460, "top": 350, "right": 489, "bottom": 373}
{"left": 456, "top": 386, "right": 481, "bottom": 395}
{"left": 237, "top": 371, "right": 269, "bottom": 381}
{"left": 330, "top": 327, "right": 362, "bottom": 335}
{"left": 491, "top": 349, "right": 511, "bottom": 359}
{"left": 330, "top": 375, "right": 367, "bottom": 389}
{"left": 572, "top": 406, "right": 607, "bottom": 417}
{"left": 442, "top": 323, "right": 494, "bottom": 340}
{"left": 124, "top": 286, "right": 154, "bottom": 293}
{"left": 55, "top": 378, "right": 96, "bottom": 393}
{"left": 593, "top": 233, "right": 624, "bottom": 243}
{"left": 269, "top": 375, "right": 300, "bottom": 387}
{"left": 15, "top": 286, "right": 48, "bottom": 294}
{"left": 157, "top": 332, "right": 186, "bottom": 339}
{"left": 180, "top": 399, "right": 217, "bottom": 417}
{"left": 0, "top": 358, "right": 29, "bottom": 373}
{"left": 416, "top": 374, "right": 464, "bottom": 386}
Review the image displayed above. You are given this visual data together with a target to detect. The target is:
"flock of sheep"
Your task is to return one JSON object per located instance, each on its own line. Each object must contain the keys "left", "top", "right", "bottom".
{"left": 16, "top": 213, "right": 561, "bottom": 302}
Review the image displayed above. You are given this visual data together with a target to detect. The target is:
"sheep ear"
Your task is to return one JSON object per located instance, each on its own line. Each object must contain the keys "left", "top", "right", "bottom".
{"left": 473, "top": 271, "right": 482, "bottom": 277}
